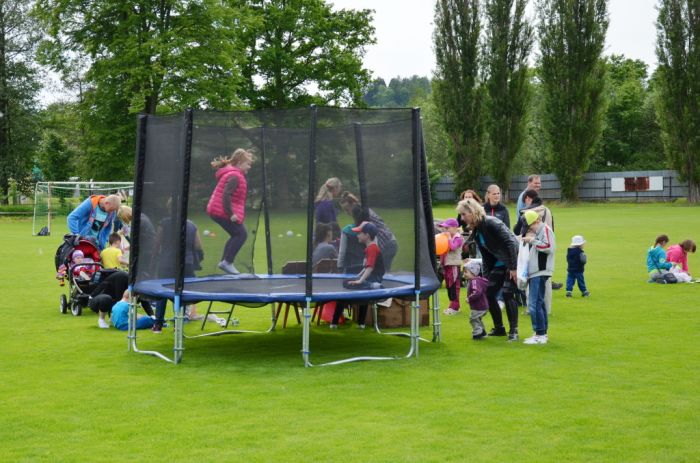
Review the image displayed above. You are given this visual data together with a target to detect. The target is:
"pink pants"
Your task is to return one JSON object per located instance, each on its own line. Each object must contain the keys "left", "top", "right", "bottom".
{"left": 444, "top": 265, "right": 461, "bottom": 310}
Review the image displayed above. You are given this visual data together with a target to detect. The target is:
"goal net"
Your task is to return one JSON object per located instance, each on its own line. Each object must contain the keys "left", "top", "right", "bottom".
{"left": 32, "top": 181, "right": 134, "bottom": 236}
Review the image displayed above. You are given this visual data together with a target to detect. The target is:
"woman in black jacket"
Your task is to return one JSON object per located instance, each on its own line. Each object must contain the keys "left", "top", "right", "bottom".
{"left": 482, "top": 184, "right": 510, "bottom": 228}
{"left": 458, "top": 198, "right": 520, "bottom": 341}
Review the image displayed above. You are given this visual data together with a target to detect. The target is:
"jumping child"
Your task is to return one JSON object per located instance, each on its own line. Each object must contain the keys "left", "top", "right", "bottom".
{"left": 206, "top": 148, "right": 255, "bottom": 275}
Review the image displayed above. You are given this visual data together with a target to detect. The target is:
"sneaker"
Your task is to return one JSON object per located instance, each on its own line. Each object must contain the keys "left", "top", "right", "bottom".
{"left": 443, "top": 308, "right": 460, "bottom": 315}
{"left": 551, "top": 281, "right": 563, "bottom": 290}
{"left": 329, "top": 324, "right": 338, "bottom": 330}
{"left": 565, "top": 291, "right": 572, "bottom": 298}
{"left": 152, "top": 322, "right": 163, "bottom": 334}
{"left": 218, "top": 260, "right": 240, "bottom": 275}
{"left": 488, "top": 327, "right": 507, "bottom": 336}
{"left": 523, "top": 334, "right": 548, "bottom": 344}
{"left": 582, "top": 291, "right": 590, "bottom": 297}
{"left": 357, "top": 324, "right": 366, "bottom": 330}
{"left": 98, "top": 318, "right": 110, "bottom": 329}
{"left": 497, "top": 300, "right": 505, "bottom": 311}
{"left": 472, "top": 330, "right": 487, "bottom": 340}
{"left": 507, "top": 330, "right": 519, "bottom": 342}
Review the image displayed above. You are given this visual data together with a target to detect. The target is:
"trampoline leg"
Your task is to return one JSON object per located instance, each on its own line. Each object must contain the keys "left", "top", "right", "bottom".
{"left": 432, "top": 291, "right": 441, "bottom": 342}
{"left": 127, "top": 288, "right": 136, "bottom": 352}
{"left": 174, "top": 295, "right": 184, "bottom": 364}
{"left": 412, "top": 292, "right": 420, "bottom": 358}
{"left": 302, "top": 297, "right": 311, "bottom": 367}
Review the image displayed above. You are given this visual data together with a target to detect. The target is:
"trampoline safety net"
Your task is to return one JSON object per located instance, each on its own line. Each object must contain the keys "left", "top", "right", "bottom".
{"left": 130, "top": 107, "right": 439, "bottom": 303}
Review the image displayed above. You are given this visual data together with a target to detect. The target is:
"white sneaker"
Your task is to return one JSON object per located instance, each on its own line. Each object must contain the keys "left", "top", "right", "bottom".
{"left": 329, "top": 324, "right": 338, "bottom": 330}
{"left": 443, "top": 308, "right": 459, "bottom": 315}
{"left": 497, "top": 300, "right": 506, "bottom": 311}
{"left": 218, "top": 260, "right": 240, "bottom": 275}
{"left": 357, "top": 324, "right": 366, "bottom": 330}
{"left": 523, "top": 334, "right": 548, "bottom": 344}
{"left": 98, "top": 318, "right": 110, "bottom": 329}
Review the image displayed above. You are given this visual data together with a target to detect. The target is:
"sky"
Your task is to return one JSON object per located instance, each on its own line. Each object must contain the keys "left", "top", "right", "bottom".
{"left": 330, "top": 0, "right": 659, "bottom": 82}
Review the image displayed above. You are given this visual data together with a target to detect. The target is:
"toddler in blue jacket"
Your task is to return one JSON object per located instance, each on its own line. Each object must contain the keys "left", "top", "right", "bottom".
{"left": 566, "top": 235, "right": 589, "bottom": 297}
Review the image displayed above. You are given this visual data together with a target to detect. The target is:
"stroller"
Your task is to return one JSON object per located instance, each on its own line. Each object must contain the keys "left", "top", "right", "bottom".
{"left": 55, "top": 234, "right": 111, "bottom": 316}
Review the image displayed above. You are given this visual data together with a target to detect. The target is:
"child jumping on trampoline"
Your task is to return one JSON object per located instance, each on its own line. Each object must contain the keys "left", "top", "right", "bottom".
{"left": 207, "top": 148, "right": 255, "bottom": 275}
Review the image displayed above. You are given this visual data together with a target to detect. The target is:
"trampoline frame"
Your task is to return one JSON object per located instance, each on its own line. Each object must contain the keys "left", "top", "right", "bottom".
{"left": 127, "top": 106, "right": 441, "bottom": 366}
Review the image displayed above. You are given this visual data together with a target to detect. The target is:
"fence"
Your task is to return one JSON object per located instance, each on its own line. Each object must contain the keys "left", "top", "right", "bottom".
{"left": 434, "top": 170, "right": 688, "bottom": 203}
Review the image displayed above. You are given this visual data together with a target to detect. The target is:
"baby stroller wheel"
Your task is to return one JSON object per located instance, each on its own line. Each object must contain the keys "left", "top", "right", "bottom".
{"left": 59, "top": 294, "right": 68, "bottom": 314}
{"left": 71, "top": 300, "right": 82, "bottom": 316}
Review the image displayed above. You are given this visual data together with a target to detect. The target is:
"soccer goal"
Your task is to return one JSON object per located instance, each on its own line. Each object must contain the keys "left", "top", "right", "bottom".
{"left": 32, "top": 181, "right": 134, "bottom": 236}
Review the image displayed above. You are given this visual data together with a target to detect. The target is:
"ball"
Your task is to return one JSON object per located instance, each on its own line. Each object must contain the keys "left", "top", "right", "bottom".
{"left": 286, "top": 230, "right": 294, "bottom": 237}
{"left": 435, "top": 232, "right": 449, "bottom": 256}
{"left": 203, "top": 229, "right": 210, "bottom": 236}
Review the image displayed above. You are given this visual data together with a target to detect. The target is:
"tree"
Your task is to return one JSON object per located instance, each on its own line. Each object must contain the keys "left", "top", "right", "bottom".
{"left": 483, "top": 0, "right": 533, "bottom": 199}
{"left": 0, "top": 0, "right": 41, "bottom": 202}
{"left": 363, "top": 76, "right": 431, "bottom": 108}
{"left": 537, "top": 0, "right": 608, "bottom": 201}
{"left": 655, "top": 0, "right": 700, "bottom": 203}
{"left": 34, "top": 0, "right": 250, "bottom": 179}
{"left": 37, "top": 131, "right": 75, "bottom": 181}
{"left": 238, "top": 0, "right": 375, "bottom": 108}
{"left": 591, "top": 55, "right": 662, "bottom": 171}
{"left": 433, "top": 0, "right": 484, "bottom": 193}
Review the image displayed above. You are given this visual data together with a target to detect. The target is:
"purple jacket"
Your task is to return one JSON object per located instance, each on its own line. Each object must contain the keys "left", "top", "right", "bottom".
{"left": 467, "top": 276, "right": 489, "bottom": 311}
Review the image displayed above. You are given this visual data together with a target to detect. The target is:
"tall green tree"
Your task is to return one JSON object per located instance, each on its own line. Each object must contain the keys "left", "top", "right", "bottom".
{"left": 537, "top": 0, "right": 608, "bottom": 200}
{"left": 238, "top": 0, "right": 375, "bottom": 108}
{"left": 0, "top": 0, "right": 41, "bottom": 202}
{"left": 591, "top": 55, "right": 662, "bottom": 171}
{"left": 433, "top": 0, "right": 484, "bottom": 193}
{"left": 34, "top": 0, "right": 250, "bottom": 179}
{"left": 363, "top": 76, "right": 431, "bottom": 108}
{"left": 483, "top": 0, "right": 533, "bottom": 199}
{"left": 655, "top": 0, "right": 700, "bottom": 203}
{"left": 37, "top": 131, "right": 75, "bottom": 181}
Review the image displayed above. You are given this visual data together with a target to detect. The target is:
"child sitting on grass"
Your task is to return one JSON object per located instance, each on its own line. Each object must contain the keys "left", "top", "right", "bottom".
{"left": 566, "top": 235, "right": 589, "bottom": 297}
{"left": 110, "top": 290, "right": 155, "bottom": 331}
{"left": 464, "top": 259, "right": 488, "bottom": 340}
{"left": 100, "top": 233, "right": 129, "bottom": 270}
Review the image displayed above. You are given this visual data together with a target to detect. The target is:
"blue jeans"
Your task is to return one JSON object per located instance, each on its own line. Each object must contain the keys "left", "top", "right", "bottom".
{"left": 566, "top": 272, "right": 587, "bottom": 293}
{"left": 528, "top": 276, "right": 549, "bottom": 335}
{"left": 115, "top": 316, "right": 154, "bottom": 331}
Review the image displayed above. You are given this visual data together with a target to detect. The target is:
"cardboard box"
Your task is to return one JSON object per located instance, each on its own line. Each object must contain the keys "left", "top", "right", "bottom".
{"left": 352, "top": 297, "right": 430, "bottom": 328}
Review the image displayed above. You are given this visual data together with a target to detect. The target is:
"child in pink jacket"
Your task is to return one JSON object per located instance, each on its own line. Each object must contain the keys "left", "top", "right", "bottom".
{"left": 439, "top": 218, "right": 465, "bottom": 315}
{"left": 207, "top": 149, "right": 255, "bottom": 275}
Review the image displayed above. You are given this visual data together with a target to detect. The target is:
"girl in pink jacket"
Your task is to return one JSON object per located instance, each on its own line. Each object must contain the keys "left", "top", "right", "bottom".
{"left": 207, "top": 149, "right": 255, "bottom": 274}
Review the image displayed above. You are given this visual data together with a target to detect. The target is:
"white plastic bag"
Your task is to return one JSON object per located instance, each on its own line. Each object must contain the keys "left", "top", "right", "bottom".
{"left": 516, "top": 240, "right": 530, "bottom": 290}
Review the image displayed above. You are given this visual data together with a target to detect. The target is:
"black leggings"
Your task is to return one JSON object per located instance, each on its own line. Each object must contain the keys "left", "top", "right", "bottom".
{"left": 486, "top": 268, "right": 518, "bottom": 333}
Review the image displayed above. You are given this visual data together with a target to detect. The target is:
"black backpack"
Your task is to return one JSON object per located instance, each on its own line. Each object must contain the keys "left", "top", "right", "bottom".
{"left": 38, "top": 226, "right": 50, "bottom": 236}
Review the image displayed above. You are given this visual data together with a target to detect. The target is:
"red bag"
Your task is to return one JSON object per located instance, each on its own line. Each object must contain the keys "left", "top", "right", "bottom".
{"left": 320, "top": 301, "right": 344, "bottom": 324}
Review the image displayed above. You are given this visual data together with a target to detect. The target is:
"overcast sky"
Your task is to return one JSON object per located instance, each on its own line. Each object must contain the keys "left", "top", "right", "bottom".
{"left": 330, "top": 0, "right": 659, "bottom": 82}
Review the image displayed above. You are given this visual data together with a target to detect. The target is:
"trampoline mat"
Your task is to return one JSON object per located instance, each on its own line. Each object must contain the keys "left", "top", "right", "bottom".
{"left": 135, "top": 274, "right": 439, "bottom": 304}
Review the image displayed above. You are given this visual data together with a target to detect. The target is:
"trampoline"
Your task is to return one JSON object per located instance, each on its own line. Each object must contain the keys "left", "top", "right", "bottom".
{"left": 127, "top": 107, "right": 441, "bottom": 366}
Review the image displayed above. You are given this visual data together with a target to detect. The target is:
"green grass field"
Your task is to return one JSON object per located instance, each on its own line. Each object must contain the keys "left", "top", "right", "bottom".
{"left": 1, "top": 203, "right": 698, "bottom": 462}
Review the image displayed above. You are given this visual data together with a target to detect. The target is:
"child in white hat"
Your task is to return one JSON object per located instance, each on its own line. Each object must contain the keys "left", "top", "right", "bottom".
{"left": 566, "top": 235, "right": 589, "bottom": 297}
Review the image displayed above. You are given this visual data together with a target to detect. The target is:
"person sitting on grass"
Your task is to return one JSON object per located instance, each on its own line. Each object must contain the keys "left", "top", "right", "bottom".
{"left": 464, "top": 259, "right": 488, "bottom": 340}
{"left": 100, "top": 233, "right": 129, "bottom": 270}
{"left": 646, "top": 234, "right": 673, "bottom": 282}
{"left": 110, "top": 290, "right": 154, "bottom": 331}
{"left": 331, "top": 221, "right": 385, "bottom": 329}
{"left": 666, "top": 239, "right": 696, "bottom": 277}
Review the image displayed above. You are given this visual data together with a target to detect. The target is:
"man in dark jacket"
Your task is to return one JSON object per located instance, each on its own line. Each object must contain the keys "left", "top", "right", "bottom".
{"left": 458, "top": 198, "right": 520, "bottom": 341}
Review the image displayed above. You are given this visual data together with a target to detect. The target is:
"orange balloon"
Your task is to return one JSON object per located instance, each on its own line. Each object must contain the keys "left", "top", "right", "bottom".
{"left": 435, "top": 232, "right": 449, "bottom": 256}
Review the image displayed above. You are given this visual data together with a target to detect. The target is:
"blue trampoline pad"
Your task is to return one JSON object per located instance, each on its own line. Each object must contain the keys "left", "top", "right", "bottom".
{"left": 134, "top": 273, "right": 440, "bottom": 304}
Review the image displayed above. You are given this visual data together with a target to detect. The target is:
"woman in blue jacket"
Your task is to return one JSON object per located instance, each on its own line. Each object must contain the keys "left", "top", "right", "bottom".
{"left": 647, "top": 234, "right": 672, "bottom": 282}
{"left": 67, "top": 194, "right": 121, "bottom": 250}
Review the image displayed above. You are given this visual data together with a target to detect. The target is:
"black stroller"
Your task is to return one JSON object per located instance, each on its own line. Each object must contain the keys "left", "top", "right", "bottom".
{"left": 55, "top": 234, "right": 112, "bottom": 316}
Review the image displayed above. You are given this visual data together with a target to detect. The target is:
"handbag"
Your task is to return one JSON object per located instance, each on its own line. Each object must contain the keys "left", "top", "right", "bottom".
{"left": 516, "top": 240, "right": 530, "bottom": 290}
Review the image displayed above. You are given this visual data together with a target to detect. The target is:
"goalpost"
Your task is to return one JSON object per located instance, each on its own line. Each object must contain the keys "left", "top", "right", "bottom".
{"left": 32, "top": 181, "right": 134, "bottom": 236}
